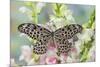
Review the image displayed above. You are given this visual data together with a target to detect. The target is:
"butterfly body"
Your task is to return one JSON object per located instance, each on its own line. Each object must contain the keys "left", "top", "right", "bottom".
{"left": 18, "top": 23, "right": 82, "bottom": 55}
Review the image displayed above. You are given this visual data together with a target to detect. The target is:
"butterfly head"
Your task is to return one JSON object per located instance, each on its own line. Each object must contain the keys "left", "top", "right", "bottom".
{"left": 51, "top": 32, "right": 54, "bottom": 37}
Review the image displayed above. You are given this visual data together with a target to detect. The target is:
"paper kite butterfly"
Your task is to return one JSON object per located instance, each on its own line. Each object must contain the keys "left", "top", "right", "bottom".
{"left": 18, "top": 23, "right": 82, "bottom": 56}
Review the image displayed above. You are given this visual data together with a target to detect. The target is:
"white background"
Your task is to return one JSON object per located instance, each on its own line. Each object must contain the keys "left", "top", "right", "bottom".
{"left": 0, "top": 0, "right": 98, "bottom": 67}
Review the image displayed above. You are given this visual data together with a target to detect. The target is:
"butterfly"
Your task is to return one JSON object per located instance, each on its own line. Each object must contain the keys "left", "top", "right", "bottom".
{"left": 18, "top": 23, "right": 82, "bottom": 56}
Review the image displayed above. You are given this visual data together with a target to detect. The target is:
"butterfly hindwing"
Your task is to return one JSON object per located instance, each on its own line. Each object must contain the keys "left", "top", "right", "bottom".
{"left": 32, "top": 41, "right": 47, "bottom": 54}
{"left": 56, "top": 40, "right": 72, "bottom": 56}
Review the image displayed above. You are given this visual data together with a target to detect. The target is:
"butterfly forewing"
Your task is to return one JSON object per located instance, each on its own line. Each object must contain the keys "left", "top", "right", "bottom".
{"left": 66, "top": 24, "right": 83, "bottom": 39}
{"left": 54, "top": 24, "right": 82, "bottom": 40}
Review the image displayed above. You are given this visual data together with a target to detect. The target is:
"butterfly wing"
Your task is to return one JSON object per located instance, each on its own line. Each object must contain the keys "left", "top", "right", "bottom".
{"left": 18, "top": 23, "right": 52, "bottom": 54}
{"left": 54, "top": 24, "right": 83, "bottom": 55}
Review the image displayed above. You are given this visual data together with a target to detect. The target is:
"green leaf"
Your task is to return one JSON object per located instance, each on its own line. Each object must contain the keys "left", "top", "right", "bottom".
{"left": 83, "top": 10, "right": 95, "bottom": 29}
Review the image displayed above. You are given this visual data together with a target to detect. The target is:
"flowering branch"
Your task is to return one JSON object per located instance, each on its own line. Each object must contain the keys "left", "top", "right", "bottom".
{"left": 53, "top": 3, "right": 62, "bottom": 17}
{"left": 20, "top": 2, "right": 45, "bottom": 24}
{"left": 80, "top": 10, "right": 95, "bottom": 62}
{"left": 80, "top": 37, "right": 94, "bottom": 62}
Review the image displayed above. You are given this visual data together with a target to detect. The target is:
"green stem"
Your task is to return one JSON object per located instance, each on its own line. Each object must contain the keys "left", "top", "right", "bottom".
{"left": 54, "top": 3, "right": 62, "bottom": 17}
{"left": 32, "top": 4, "right": 38, "bottom": 24}
{"left": 83, "top": 10, "right": 95, "bottom": 29}
{"left": 34, "top": 11, "right": 38, "bottom": 24}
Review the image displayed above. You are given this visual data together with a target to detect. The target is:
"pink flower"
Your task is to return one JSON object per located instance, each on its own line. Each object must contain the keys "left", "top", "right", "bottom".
{"left": 46, "top": 56, "right": 58, "bottom": 64}
{"left": 71, "top": 47, "right": 77, "bottom": 53}
{"left": 47, "top": 41, "right": 56, "bottom": 50}
{"left": 60, "top": 54, "right": 68, "bottom": 63}
{"left": 39, "top": 54, "right": 47, "bottom": 64}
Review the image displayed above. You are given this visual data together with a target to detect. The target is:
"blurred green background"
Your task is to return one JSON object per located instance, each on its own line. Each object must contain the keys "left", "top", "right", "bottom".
{"left": 10, "top": 1, "right": 95, "bottom": 64}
